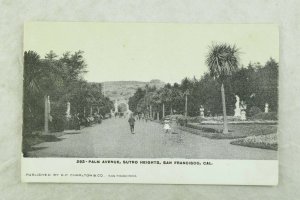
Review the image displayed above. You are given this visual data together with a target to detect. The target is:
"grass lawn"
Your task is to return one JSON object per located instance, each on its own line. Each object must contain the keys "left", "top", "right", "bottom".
{"left": 230, "top": 133, "right": 278, "bottom": 150}
{"left": 178, "top": 123, "right": 277, "bottom": 139}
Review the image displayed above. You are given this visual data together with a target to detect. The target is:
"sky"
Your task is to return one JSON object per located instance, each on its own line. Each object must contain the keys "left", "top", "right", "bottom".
{"left": 24, "top": 22, "right": 279, "bottom": 84}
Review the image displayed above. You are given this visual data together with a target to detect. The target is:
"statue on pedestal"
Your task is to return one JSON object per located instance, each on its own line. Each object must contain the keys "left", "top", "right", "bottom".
{"left": 200, "top": 105, "right": 205, "bottom": 118}
{"left": 234, "top": 95, "right": 241, "bottom": 117}
{"left": 114, "top": 100, "right": 118, "bottom": 114}
{"left": 265, "top": 103, "right": 269, "bottom": 113}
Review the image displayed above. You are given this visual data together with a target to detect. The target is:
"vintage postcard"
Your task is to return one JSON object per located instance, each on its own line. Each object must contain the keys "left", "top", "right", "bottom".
{"left": 22, "top": 22, "right": 278, "bottom": 185}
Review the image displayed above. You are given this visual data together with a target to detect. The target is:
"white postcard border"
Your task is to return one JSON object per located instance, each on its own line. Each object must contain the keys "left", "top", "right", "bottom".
{"left": 22, "top": 157, "right": 278, "bottom": 185}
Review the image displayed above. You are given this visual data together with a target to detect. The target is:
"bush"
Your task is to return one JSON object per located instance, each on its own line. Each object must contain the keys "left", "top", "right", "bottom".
{"left": 176, "top": 116, "right": 186, "bottom": 126}
{"left": 248, "top": 106, "right": 262, "bottom": 117}
{"left": 176, "top": 116, "right": 203, "bottom": 126}
{"left": 50, "top": 116, "right": 65, "bottom": 132}
{"left": 185, "top": 123, "right": 222, "bottom": 133}
{"left": 251, "top": 112, "right": 277, "bottom": 120}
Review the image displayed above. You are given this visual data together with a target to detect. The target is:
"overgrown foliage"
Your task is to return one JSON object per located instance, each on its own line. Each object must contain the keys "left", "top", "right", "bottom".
{"left": 23, "top": 50, "right": 113, "bottom": 134}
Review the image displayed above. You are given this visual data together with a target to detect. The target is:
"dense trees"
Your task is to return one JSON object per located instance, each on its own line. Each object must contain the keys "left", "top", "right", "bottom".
{"left": 128, "top": 58, "right": 278, "bottom": 120}
{"left": 23, "top": 50, "right": 113, "bottom": 134}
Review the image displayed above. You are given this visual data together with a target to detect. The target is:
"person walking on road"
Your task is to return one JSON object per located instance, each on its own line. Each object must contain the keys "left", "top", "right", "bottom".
{"left": 163, "top": 117, "right": 171, "bottom": 133}
{"left": 128, "top": 114, "right": 136, "bottom": 134}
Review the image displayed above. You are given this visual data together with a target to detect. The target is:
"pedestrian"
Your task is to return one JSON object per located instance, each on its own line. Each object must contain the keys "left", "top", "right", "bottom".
{"left": 163, "top": 117, "right": 171, "bottom": 133}
{"left": 74, "top": 113, "right": 81, "bottom": 130}
{"left": 145, "top": 114, "right": 148, "bottom": 122}
{"left": 128, "top": 114, "right": 136, "bottom": 134}
{"left": 141, "top": 113, "right": 145, "bottom": 121}
{"left": 99, "top": 113, "right": 103, "bottom": 124}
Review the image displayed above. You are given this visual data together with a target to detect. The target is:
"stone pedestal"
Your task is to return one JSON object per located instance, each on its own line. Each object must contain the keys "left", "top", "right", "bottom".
{"left": 241, "top": 110, "right": 246, "bottom": 121}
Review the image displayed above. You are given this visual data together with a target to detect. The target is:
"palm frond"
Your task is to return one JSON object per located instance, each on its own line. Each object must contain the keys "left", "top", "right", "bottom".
{"left": 206, "top": 43, "right": 240, "bottom": 82}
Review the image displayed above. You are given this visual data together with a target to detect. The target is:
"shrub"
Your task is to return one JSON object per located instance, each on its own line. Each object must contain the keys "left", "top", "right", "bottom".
{"left": 176, "top": 116, "right": 187, "bottom": 126}
{"left": 50, "top": 116, "right": 65, "bottom": 132}
{"left": 252, "top": 112, "right": 277, "bottom": 120}
{"left": 185, "top": 123, "right": 222, "bottom": 133}
{"left": 248, "top": 106, "right": 262, "bottom": 117}
{"left": 176, "top": 116, "right": 203, "bottom": 126}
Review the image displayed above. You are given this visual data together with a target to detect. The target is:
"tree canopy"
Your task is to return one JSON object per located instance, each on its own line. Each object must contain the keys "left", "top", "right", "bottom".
{"left": 23, "top": 50, "right": 113, "bottom": 134}
{"left": 128, "top": 58, "right": 278, "bottom": 118}
{"left": 206, "top": 43, "right": 240, "bottom": 82}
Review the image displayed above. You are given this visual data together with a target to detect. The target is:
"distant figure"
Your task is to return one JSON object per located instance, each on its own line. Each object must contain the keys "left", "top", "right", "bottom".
{"left": 163, "top": 118, "right": 171, "bottom": 133}
{"left": 128, "top": 114, "right": 136, "bottom": 134}
{"left": 74, "top": 113, "right": 81, "bottom": 130}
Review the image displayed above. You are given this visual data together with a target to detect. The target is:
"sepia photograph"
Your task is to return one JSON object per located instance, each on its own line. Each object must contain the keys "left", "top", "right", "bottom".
{"left": 22, "top": 23, "right": 278, "bottom": 161}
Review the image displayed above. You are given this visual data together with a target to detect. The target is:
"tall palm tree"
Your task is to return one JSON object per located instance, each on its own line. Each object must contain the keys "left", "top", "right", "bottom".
{"left": 159, "top": 87, "right": 172, "bottom": 118}
{"left": 206, "top": 43, "right": 240, "bottom": 134}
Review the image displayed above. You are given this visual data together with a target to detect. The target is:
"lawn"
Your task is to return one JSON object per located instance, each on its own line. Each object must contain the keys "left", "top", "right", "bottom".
{"left": 22, "top": 132, "right": 65, "bottom": 157}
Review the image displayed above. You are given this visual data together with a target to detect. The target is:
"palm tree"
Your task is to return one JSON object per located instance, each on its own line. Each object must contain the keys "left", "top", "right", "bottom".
{"left": 24, "top": 51, "right": 42, "bottom": 96}
{"left": 159, "top": 87, "right": 172, "bottom": 118}
{"left": 206, "top": 43, "right": 240, "bottom": 134}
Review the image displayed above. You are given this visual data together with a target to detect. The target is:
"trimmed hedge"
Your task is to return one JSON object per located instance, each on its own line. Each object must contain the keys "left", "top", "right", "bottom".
{"left": 251, "top": 112, "right": 277, "bottom": 120}
{"left": 248, "top": 106, "right": 262, "bottom": 117}
{"left": 176, "top": 116, "right": 204, "bottom": 126}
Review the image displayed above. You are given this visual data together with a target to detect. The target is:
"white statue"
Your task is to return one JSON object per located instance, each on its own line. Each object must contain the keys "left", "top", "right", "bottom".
{"left": 48, "top": 96, "right": 52, "bottom": 122}
{"left": 66, "top": 101, "right": 71, "bottom": 119}
{"left": 234, "top": 95, "right": 241, "bottom": 117}
{"left": 114, "top": 101, "right": 118, "bottom": 113}
{"left": 200, "top": 105, "right": 205, "bottom": 118}
{"left": 265, "top": 103, "right": 269, "bottom": 113}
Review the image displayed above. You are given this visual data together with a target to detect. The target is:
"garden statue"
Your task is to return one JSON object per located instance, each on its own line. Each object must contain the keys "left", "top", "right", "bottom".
{"left": 114, "top": 101, "right": 118, "bottom": 113}
{"left": 65, "top": 101, "right": 72, "bottom": 130}
{"left": 66, "top": 102, "right": 71, "bottom": 119}
{"left": 200, "top": 105, "right": 205, "bottom": 118}
{"left": 234, "top": 95, "right": 241, "bottom": 117}
{"left": 265, "top": 103, "right": 269, "bottom": 113}
{"left": 110, "top": 109, "right": 114, "bottom": 117}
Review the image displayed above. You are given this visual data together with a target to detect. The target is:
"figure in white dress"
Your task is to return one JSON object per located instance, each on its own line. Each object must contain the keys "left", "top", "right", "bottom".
{"left": 163, "top": 118, "right": 171, "bottom": 133}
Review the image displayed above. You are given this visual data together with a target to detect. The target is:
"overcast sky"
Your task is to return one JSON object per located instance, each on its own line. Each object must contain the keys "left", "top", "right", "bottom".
{"left": 24, "top": 22, "right": 279, "bottom": 84}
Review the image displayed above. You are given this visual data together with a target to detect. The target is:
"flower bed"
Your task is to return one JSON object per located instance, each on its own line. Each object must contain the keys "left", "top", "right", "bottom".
{"left": 230, "top": 133, "right": 278, "bottom": 150}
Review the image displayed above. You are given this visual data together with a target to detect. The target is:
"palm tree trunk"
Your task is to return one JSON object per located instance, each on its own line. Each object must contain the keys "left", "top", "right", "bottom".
{"left": 185, "top": 94, "right": 188, "bottom": 117}
{"left": 162, "top": 103, "right": 165, "bottom": 118}
{"left": 221, "top": 83, "right": 229, "bottom": 134}
{"left": 44, "top": 95, "right": 49, "bottom": 134}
